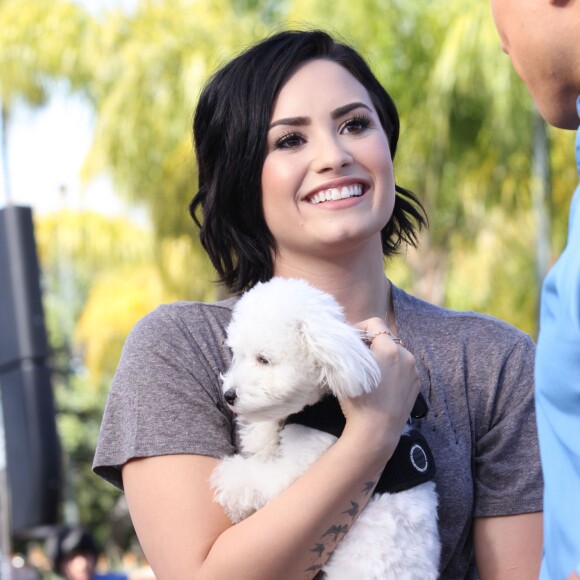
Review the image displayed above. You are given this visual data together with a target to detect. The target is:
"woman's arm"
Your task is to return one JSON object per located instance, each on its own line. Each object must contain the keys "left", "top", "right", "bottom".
{"left": 123, "top": 323, "right": 419, "bottom": 580}
{"left": 125, "top": 432, "right": 386, "bottom": 580}
{"left": 473, "top": 512, "right": 543, "bottom": 580}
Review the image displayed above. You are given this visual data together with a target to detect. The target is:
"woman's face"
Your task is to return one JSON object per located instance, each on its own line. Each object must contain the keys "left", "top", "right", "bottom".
{"left": 261, "top": 58, "right": 396, "bottom": 264}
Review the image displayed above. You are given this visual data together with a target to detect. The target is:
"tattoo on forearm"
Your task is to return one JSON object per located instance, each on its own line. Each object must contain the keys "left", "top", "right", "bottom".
{"left": 321, "top": 524, "right": 349, "bottom": 542}
{"left": 304, "top": 491, "right": 372, "bottom": 578}
{"left": 342, "top": 501, "right": 359, "bottom": 518}
{"left": 363, "top": 480, "right": 376, "bottom": 495}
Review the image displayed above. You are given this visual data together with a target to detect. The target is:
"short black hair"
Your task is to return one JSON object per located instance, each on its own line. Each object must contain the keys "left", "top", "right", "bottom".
{"left": 190, "top": 29, "right": 426, "bottom": 294}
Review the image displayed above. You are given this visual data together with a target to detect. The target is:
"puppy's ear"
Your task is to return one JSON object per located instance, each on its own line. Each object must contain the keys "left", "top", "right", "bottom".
{"left": 298, "top": 317, "right": 381, "bottom": 398}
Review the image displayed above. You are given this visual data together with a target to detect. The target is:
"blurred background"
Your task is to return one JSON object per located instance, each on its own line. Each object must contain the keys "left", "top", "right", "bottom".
{"left": 0, "top": 0, "right": 577, "bottom": 577}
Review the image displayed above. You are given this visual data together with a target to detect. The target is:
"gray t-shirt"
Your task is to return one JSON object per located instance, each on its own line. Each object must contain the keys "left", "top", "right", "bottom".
{"left": 93, "top": 285, "right": 542, "bottom": 579}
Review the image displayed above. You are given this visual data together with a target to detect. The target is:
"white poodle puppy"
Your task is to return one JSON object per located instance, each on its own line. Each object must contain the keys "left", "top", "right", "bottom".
{"left": 211, "top": 277, "right": 440, "bottom": 579}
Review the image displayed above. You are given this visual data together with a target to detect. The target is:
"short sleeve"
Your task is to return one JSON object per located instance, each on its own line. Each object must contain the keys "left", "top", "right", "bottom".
{"left": 93, "top": 303, "right": 235, "bottom": 490}
{"left": 473, "top": 334, "right": 543, "bottom": 516}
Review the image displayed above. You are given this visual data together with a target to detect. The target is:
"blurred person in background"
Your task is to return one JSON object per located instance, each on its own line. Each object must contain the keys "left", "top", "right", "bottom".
{"left": 490, "top": 2, "right": 580, "bottom": 579}
{"left": 45, "top": 527, "right": 127, "bottom": 580}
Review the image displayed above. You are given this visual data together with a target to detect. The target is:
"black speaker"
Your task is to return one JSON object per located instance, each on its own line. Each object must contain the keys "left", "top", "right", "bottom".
{"left": 0, "top": 205, "right": 61, "bottom": 535}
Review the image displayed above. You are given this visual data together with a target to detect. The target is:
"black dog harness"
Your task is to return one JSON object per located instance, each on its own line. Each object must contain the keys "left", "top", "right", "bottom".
{"left": 284, "top": 394, "right": 436, "bottom": 494}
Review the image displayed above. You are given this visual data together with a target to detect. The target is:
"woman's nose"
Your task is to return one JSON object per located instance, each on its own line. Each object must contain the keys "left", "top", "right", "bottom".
{"left": 311, "top": 136, "right": 353, "bottom": 173}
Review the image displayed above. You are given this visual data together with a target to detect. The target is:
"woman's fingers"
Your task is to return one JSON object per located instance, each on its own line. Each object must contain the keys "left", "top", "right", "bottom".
{"left": 356, "top": 317, "right": 405, "bottom": 349}
{"left": 340, "top": 317, "right": 421, "bottom": 442}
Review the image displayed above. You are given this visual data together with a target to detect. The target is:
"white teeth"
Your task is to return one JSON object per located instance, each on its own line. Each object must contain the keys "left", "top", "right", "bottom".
{"left": 309, "top": 184, "right": 364, "bottom": 204}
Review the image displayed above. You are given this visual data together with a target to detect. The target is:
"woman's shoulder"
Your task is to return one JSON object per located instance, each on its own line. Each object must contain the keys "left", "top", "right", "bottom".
{"left": 393, "top": 285, "right": 534, "bottom": 354}
{"left": 110, "top": 296, "right": 241, "bottom": 399}
{"left": 140, "top": 296, "right": 238, "bottom": 325}
{"left": 128, "top": 296, "right": 238, "bottom": 345}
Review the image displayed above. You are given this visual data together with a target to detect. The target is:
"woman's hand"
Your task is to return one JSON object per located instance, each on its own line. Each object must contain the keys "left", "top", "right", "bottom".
{"left": 339, "top": 317, "right": 421, "bottom": 453}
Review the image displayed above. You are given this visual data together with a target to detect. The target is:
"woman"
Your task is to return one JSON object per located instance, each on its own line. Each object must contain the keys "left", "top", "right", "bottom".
{"left": 93, "top": 30, "right": 543, "bottom": 579}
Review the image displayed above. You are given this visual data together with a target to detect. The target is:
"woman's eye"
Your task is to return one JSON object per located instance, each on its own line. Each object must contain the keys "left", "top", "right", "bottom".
{"left": 256, "top": 354, "right": 270, "bottom": 365}
{"left": 275, "top": 132, "right": 305, "bottom": 150}
{"left": 342, "top": 115, "right": 371, "bottom": 134}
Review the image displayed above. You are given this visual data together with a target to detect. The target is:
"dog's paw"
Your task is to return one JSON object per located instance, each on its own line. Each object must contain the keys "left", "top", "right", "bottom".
{"left": 210, "top": 456, "right": 270, "bottom": 523}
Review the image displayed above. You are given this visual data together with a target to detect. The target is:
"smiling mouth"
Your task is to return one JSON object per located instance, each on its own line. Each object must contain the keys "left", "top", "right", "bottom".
{"left": 308, "top": 184, "right": 365, "bottom": 205}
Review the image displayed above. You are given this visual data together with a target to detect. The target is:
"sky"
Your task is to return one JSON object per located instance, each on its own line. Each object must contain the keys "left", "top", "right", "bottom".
{"left": 0, "top": 0, "right": 140, "bottom": 219}
{"left": 1, "top": 91, "right": 126, "bottom": 216}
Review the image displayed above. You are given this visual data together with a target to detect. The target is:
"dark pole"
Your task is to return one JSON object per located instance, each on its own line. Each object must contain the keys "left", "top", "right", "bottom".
{"left": 0, "top": 206, "right": 62, "bottom": 539}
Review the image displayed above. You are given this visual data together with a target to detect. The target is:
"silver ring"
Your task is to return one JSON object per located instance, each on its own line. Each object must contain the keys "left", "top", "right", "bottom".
{"left": 386, "top": 329, "right": 404, "bottom": 346}
{"left": 363, "top": 329, "right": 403, "bottom": 347}
{"left": 363, "top": 330, "right": 386, "bottom": 346}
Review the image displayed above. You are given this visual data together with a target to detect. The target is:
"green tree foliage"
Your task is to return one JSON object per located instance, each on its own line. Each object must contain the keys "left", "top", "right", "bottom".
{"left": 403, "top": 0, "right": 576, "bottom": 332}
{"left": 0, "top": 0, "right": 93, "bottom": 111}
{"left": 36, "top": 210, "right": 152, "bottom": 347}
{"left": 81, "top": 0, "right": 273, "bottom": 241}
{"left": 400, "top": 0, "right": 540, "bottom": 319}
{"left": 35, "top": 210, "right": 175, "bottom": 551}
{"left": 549, "top": 128, "right": 578, "bottom": 252}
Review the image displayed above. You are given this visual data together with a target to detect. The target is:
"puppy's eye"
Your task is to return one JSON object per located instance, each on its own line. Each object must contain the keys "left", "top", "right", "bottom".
{"left": 256, "top": 354, "right": 270, "bottom": 365}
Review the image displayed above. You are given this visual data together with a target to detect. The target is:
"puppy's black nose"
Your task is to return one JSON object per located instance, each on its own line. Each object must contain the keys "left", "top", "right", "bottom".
{"left": 224, "top": 388, "right": 237, "bottom": 405}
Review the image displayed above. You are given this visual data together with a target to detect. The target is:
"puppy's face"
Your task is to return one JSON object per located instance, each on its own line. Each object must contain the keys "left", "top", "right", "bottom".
{"left": 220, "top": 277, "right": 381, "bottom": 421}
{"left": 221, "top": 318, "right": 323, "bottom": 421}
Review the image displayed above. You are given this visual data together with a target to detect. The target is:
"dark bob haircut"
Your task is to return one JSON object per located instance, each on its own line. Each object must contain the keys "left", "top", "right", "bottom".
{"left": 190, "top": 29, "right": 426, "bottom": 294}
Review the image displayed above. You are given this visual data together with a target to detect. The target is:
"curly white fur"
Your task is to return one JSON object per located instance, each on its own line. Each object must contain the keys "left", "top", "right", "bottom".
{"left": 211, "top": 277, "right": 440, "bottom": 579}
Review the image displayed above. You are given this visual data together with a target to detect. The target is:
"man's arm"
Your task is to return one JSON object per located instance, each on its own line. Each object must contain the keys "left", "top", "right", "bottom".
{"left": 473, "top": 512, "right": 543, "bottom": 579}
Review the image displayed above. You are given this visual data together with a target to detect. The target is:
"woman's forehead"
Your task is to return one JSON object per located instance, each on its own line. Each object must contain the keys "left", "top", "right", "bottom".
{"left": 271, "top": 59, "right": 375, "bottom": 120}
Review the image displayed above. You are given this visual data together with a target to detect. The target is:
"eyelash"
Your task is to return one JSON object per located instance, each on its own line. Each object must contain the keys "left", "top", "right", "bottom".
{"left": 342, "top": 113, "right": 372, "bottom": 134}
{"left": 274, "top": 130, "right": 306, "bottom": 150}
{"left": 272, "top": 113, "right": 373, "bottom": 151}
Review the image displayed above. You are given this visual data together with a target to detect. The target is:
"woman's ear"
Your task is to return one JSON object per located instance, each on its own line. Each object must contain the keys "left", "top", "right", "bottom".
{"left": 298, "top": 316, "right": 381, "bottom": 399}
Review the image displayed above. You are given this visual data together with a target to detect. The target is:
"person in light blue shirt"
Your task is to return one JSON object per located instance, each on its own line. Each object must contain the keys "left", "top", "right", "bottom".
{"left": 490, "top": 1, "right": 580, "bottom": 579}
{"left": 536, "top": 99, "right": 580, "bottom": 580}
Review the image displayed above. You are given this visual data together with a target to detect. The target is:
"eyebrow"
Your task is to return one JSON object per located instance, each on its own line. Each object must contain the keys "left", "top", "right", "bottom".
{"left": 268, "top": 101, "right": 373, "bottom": 129}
